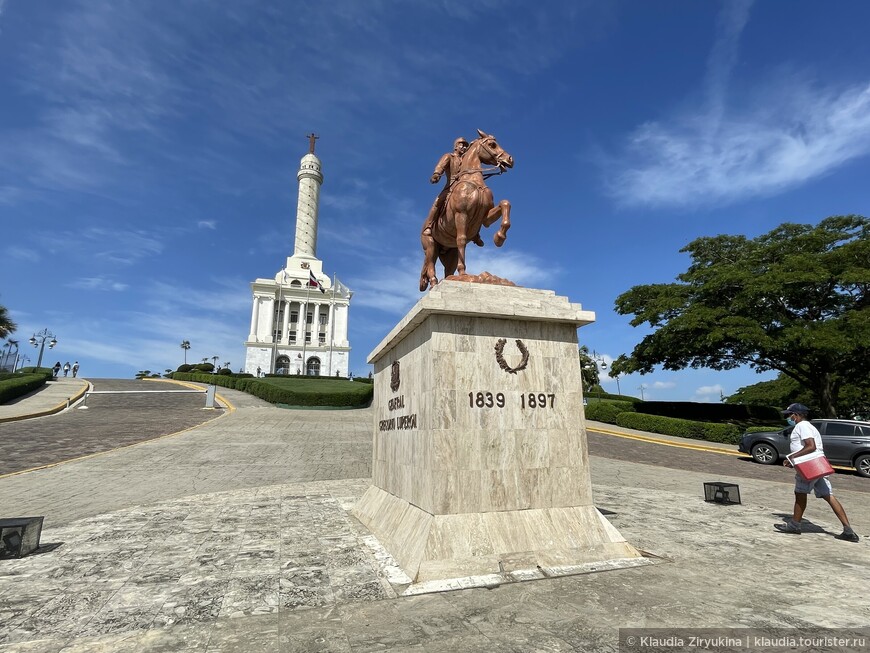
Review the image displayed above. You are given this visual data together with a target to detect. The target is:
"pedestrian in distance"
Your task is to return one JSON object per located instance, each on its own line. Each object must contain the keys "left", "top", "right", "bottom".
{"left": 52, "top": 361, "right": 61, "bottom": 378}
{"left": 774, "top": 403, "right": 859, "bottom": 542}
{"left": 72, "top": 361, "right": 79, "bottom": 377}
{"left": 63, "top": 361, "right": 71, "bottom": 377}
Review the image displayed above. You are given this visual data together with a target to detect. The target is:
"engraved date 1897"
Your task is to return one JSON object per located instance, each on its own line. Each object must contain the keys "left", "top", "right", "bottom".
{"left": 467, "top": 392, "right": 555, "bottom": 409}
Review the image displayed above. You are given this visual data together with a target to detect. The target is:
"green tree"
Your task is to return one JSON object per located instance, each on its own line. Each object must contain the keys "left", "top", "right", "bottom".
{"left": 578, "top": 345, "right": 600, "bottom": 393}
{"left": 0, "top": 304, "right": 16, "bottom": 339}
{"left": 725, "top": 374, "right": 810, "bottom": 408}
{"left": 611, "top": 216, "right": 870, "bottom": 417}
{"left": 180, "top": 340, "right": 191, "bottom": 364}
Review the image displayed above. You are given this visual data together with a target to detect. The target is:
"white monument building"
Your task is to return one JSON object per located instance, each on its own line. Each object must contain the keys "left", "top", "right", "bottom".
{"left": 244, "top": 136, "right": 352, "bottom": 376}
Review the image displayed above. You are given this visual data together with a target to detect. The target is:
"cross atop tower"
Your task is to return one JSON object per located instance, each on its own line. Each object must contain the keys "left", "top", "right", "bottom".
{"left": 307, "top": 133, "right": 319, "bottom": 154}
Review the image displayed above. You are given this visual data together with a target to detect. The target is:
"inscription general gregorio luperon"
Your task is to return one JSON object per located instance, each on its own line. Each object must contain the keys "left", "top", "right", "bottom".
{"left": 494, "top": 338, "right": 529, "bottom": 374}
{"left": 381, "top": 362, "right": 417, "bottom": 431}
{"left": 379, "top": 395, "right": 418, "bottom": 431}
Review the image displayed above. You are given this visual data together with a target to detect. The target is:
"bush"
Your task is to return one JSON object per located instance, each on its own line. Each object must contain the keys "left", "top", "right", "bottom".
{"left": 0, "top": 373, "right": 48, "bottom": 404}
{"left": 217, "top": 368, "right": 233, "bottom": 375}
{"left": 353, "top": 377, "right": 374, "bottom": 384}
{"left": 168, "top": 372, "right": 373, "bottom": 408}
{"left": 615, "top": 412, "right": 742, "bottom": 444}
{"left": 15, "top": 367, "right": 54, "bottom": 381}
{"left": 193, "top": 363, "right": 214, "bottom": 372}
{"left": 587, "top": 388, "right": 641, "bottom": 403}
{"left": 176, "top": 364, "right": 193, "bottom": 373}
{"left": 744, "top": 425, "right": 786, "bottom": 434}
{"left": 633, "top": 401, "right": 780, "bottom": 423}
{"left": 584, "top": 400, "right": 635, "bottom": 424}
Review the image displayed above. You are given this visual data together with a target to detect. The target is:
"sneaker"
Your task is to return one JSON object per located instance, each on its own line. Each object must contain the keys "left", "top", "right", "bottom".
{"left": 774, "top": 522, "right": 801, "bottom": 535}
{"left": 834, "top": 531, "right": 859, "bottom": 542}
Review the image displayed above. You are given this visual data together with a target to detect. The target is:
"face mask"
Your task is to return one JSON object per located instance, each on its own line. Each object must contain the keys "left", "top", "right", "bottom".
{"left": 786, "top": 417, "right": 796, "bottom": 426}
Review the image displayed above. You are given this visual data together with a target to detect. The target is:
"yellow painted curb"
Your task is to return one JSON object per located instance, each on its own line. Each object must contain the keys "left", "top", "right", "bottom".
{"left": 587, "top": 425, "right": 855, "bottom": 472}
{"left": 141, "top": 377, "right": 236, "bottom": 413}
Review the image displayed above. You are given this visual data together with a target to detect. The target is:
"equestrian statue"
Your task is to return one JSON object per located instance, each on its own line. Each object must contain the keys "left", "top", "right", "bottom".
{"left": 419, "top": 129, "right": 514, "bottom": 291}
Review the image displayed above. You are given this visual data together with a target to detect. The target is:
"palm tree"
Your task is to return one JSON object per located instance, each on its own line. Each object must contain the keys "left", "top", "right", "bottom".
{"left": 0, "top": 304, "right": 17, "bottom": 339}
{"left": 211, "top": 355, "right": 219, "bottom": 368}
{"left": 180, "top": 340, "right": 191, "bottom": 364}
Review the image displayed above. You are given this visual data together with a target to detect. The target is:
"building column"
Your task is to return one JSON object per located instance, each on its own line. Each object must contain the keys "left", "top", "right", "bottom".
{"left": 312, "top": 303, "right": 321, "bottom": 346}
{"left": 265, "top": 298, "right": 275, "bottom": 343}
{"left": 295, "top": 301, "right": 305, "bottom": 345}
{"left": 249, "top": 297, "right": 260, "bottom": 341}
{"left": 281, "top": 300, "right": 291, "bottom": 344}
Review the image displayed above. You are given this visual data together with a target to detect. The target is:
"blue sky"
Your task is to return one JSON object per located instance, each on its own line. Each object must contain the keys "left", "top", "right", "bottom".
{"left": 2, "top": 1, "right": 869, "bottom": 401}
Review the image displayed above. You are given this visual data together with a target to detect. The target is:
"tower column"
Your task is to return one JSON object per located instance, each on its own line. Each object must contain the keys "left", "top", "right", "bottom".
{"left": 294, "top": 153, "right": 324, "bottom": 257}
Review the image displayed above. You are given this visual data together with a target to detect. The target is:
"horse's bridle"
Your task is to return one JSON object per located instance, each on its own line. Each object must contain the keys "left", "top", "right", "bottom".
{"left": 451, "top": 138, "right": 507, "bottom": 186}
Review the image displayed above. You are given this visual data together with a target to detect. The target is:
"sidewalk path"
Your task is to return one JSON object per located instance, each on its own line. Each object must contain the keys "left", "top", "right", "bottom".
{"left": 0, "top": 386, "right": 868, "bottom": 652}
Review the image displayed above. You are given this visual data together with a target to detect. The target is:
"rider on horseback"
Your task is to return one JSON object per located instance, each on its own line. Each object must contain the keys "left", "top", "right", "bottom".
{"left": 421, "top": 137, "right": 484, "bottom": 247}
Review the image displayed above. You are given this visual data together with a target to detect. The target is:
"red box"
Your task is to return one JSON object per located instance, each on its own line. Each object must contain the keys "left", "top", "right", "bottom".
{"left": 787, "top": 451, "right": 834, "bottom": 482}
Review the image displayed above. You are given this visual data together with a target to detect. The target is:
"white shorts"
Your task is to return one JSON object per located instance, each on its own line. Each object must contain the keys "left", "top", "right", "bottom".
{"left": 794, "top": 474, "right": 832, "bottom": 497}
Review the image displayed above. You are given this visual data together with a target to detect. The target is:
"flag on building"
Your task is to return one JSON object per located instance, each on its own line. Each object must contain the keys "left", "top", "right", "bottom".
{"left": 309, "top": 270, "right": 326, "bottom": 293}
{"left": 333, "top": 276, "right": 352, "bottom": 298}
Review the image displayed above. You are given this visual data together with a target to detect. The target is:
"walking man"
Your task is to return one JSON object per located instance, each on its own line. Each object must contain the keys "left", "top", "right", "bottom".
{"left": 774, "top": 403, "right": 859, "bottom": 541}
{"left": 72, "top": 361, "right": 79, "bottom": 377}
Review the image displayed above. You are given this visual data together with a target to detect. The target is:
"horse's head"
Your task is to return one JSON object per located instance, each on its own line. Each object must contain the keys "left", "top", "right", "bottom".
{"left": 470, "top": 129, "right": 514, "bottom": 172}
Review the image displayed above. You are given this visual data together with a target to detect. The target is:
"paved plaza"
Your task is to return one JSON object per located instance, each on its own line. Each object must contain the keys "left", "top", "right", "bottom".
{"left": 0, "top": 379, "right": 868, "bottom": 652}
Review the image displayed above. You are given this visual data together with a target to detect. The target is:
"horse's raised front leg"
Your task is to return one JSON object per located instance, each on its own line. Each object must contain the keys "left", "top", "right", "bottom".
{"left": 483, "top": 199, "right": 511, "bottom": 247}
{"left": 420, "top": 233, "right": 438, "bottom": 292}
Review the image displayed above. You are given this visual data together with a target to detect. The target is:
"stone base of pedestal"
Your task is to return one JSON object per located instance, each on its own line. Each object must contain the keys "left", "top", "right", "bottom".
{"left": 355, "top": 485, "right": 640, "bottom": 582}
{"left": 354, "top": 281, "right": 642, "bottom": 583}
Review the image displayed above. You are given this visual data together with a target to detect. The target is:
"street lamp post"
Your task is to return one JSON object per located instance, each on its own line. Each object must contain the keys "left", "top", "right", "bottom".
{"left": 0, "top": 341, "right": 16, "bottom": 372}
{"left": 591, "top": 350, "right": 607, "bottom": 401}
{"left": 28, "top": 329, "right": 57, "bottom": 369}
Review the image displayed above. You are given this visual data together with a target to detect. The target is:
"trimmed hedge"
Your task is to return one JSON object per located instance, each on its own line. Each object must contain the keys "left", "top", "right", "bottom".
{"left": 0, "top": 373, "right": 48, "bottom": 404}
{"left": 587, "top": 389, "right": 641, "bottom": 403}
{"left": 584, "top": 400, "right": 636, "bottom": 424}
{"left": 353, "top": 377, "right": 373, "bottom": 384}
{"left": 169, "top": 372, "right": 373, "bottom": 408}
{"left": 615, "top": 412, "right": 742, "bottom": 444}
{"left": 744, "top": 425, "right": 787, "bottom": 434}
{"left": 633, "top": 401, "right": 780, "bottom": 423}
{"left": 15, "top": 367, "right": 54, "bottom": 381}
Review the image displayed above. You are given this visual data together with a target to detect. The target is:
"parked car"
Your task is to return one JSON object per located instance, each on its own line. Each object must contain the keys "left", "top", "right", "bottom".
{"left": 739, "top": 419, "right": 870, "bottom": 478}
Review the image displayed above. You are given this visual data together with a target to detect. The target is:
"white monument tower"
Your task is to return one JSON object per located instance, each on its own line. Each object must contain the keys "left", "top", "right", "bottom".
{"left": 244, "top": 134, "right": 352, "bottom": 376}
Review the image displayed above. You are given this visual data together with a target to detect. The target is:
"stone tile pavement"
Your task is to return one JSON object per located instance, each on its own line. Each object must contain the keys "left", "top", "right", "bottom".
{"left": 1, "top": 383, "right": 869, "bottom": 652}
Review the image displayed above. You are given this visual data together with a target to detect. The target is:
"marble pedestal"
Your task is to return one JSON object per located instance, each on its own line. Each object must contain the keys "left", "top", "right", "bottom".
{"left": 353, "top": 281, "right": 641, "bottom": 582}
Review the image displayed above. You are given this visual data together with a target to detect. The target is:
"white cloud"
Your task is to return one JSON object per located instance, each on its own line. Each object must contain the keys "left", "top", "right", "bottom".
{"left": 198, "top": 220, "right": 217, "bottom": 230}
{"left": 67, "top": 277, "right": 129, "bottom": 292}
{"left": 652, "top": 381, "right": 676, "bottom": 390}
{"left": 350, "top": 248, "right": 558, "bottom": 315}
{"left": 606, "top": 1, "right": 870, "bottom": 208}
{"left": 695, "top": 384, "right": 725, "bottom": 400}
{"left": 4, "top": 246, "right": 40, "bottom": 262}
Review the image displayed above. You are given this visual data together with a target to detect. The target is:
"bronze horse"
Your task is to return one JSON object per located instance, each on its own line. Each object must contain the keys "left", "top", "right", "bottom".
{"left": 419, "top": 130, "right": 513, "bottom": 291}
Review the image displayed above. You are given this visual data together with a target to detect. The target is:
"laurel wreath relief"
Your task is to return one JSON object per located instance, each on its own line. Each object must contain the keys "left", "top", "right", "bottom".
{"left": 494, "top": 338, "right": 529, "bottom": 374}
